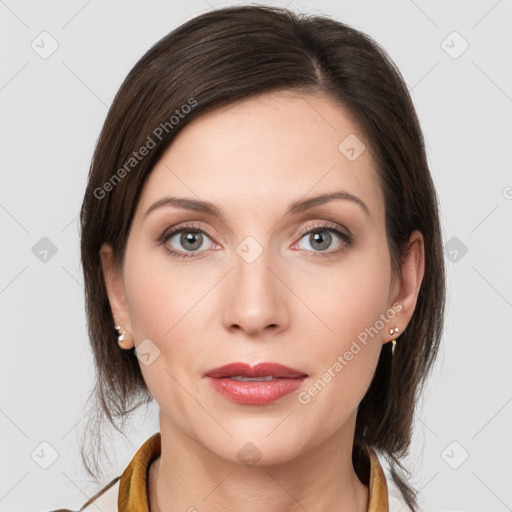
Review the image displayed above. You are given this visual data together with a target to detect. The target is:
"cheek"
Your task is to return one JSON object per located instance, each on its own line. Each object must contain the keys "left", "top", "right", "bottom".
{"left": 294, "top": 244, "right": 391, "bottom": 408}
{"left": 299, "top": 242, "right": 392, "bottom": 349}
{"left": 122, "top": 241, "right": 212, "bottom": 393}
{"left": 122, "top": 249, "right": 200, "bottom": 412}
{"left": 123, "top": 237, "right": 202, "bottom": 341}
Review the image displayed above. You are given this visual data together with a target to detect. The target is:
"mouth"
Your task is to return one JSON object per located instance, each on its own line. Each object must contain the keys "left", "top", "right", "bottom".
{"left": 204, "top": 362, "right": 308, "bottom": 405}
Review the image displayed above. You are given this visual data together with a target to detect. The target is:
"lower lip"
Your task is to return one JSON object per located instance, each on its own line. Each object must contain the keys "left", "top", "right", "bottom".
{"left": 205, "top": 376, "right": 306, "bottom": 405}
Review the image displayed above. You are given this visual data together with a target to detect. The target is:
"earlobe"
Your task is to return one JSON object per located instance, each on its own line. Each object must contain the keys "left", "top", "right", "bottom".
{"left": 99, "top": 243, "right": 135, "bottom": 350}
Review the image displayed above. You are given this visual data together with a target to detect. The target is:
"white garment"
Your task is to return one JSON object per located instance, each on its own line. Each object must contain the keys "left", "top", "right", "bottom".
{"left": 388, "top": 485, "right": 413, "bottom": 511}
{"left": 80, "top": 480, "right": 118, "bottom": 511}
{"left": 388, "top": 484, "right": 466, "bottom": 512}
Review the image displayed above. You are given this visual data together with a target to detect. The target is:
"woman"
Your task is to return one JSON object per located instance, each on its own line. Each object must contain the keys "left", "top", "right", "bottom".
{"left": 59, "top": 5, "right": 445, "bottom": 511}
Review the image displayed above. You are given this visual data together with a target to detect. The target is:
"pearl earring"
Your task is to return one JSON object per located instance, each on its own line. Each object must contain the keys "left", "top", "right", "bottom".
{"left": 115, "top": 325, "right": 126, "bottom": 345}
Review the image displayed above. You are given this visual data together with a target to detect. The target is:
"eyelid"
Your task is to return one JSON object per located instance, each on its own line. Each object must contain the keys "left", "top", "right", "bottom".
{"left": 294, "top": 221, "right": 351, "bottom": 240}
{"left": 157, "top": 221, "right": 218, "bottom": 253}
{"left": 159, "top": 221, "right": 216, "bottom": 241}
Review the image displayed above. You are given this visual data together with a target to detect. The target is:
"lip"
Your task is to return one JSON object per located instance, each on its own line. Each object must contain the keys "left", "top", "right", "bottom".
{"left": 205, "top": 362, "right": 307, "bottom": 379}
{"left": 204, "top": 362, "right": 308, "bottom": 405}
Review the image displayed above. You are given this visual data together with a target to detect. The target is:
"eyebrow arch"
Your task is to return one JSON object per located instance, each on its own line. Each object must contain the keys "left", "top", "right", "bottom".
{"left": 144, "top": 191, "right": 371, "bottom": 222}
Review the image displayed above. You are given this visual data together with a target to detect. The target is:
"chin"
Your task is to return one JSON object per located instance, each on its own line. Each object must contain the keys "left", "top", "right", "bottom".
{"left": 198, "top": 423, "right": 311, "bottom": 468}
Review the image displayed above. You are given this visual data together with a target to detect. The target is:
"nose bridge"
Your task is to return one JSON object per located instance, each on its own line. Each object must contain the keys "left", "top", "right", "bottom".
{"left": 223, "top": 231, "right": 287, "bottom": 333}
{"left": 234, "top": 233, "right": 278, "bottom": 302}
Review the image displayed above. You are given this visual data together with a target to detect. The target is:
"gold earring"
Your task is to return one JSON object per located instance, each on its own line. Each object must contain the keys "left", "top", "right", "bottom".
{"left": 389, "top": 327, "right": 399, "bottom": 356}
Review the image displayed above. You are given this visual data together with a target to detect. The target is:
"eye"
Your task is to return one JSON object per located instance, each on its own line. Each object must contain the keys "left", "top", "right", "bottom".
{"left": 158, "top": 223, "right": 216, "bottom": 259}
{"left": 293, "top": 223, "right": 352, "bottom": 257}
{"left": 157, "top": 221, "right": 353, "bottom": 260}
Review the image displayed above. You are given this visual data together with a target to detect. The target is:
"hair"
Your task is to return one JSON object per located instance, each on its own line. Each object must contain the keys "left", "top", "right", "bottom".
{"left": 79, "top": 5, "right": 445, "bottom": 510}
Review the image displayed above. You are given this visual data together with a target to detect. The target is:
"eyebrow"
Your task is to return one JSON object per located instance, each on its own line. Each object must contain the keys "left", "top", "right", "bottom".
{"left": 144, "top": 191, "right": 372, "bottom": 222}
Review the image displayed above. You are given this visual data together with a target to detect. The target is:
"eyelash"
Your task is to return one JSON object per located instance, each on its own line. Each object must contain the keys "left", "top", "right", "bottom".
{"left": 156, "top": 221, "right": 353, "bottom": 260}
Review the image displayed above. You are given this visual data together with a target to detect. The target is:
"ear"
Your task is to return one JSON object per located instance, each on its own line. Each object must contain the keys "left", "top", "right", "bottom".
{"left": 99, "top": 242, "right": 135, "bottom": 349}
{"left": 385, "top": 229, "right": 425, "bottom": 343}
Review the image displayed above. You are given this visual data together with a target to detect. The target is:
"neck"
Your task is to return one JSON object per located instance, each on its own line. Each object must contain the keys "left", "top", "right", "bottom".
{"left": 148, "top": 412, "right": 369, "bottom": 512}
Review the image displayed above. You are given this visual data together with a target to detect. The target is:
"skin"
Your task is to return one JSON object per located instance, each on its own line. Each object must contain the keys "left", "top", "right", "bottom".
{"left": 100, "top": 90, "right": 425, "bottom": 512}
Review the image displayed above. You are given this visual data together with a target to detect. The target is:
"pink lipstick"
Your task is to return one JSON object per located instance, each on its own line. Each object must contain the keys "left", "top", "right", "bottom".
{"left": 204, "top": 362, "right": 308, "bottom": 405}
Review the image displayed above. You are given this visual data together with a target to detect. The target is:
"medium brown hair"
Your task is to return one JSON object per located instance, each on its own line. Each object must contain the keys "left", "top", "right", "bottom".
{"left": 79, "top": 5, "right": 445, "bottom": 510}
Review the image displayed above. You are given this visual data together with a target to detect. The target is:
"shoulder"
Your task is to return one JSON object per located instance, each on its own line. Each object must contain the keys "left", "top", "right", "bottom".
{"left": 388, "top": 485, "right": 413, "bottom": 512}
{"left": 80, "top": 477, "right": 119, "bottom": 512}
{"left": 47, "top": 477, "right": 119, "bottom": 512}
{"left": 388, "top": 484, "right": 463, "bottom": 512}
{"left": 388, "top": 489, "right": 411, "bottom": 512}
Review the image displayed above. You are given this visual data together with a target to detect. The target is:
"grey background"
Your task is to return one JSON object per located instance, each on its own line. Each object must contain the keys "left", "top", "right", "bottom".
{"left": 1, "top": 1, "right": 511, "bottom": 511}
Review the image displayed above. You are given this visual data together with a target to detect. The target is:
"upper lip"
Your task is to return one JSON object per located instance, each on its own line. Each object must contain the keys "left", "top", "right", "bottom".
{"left": 205, "top": 362, "right": 308, "bottom": 379}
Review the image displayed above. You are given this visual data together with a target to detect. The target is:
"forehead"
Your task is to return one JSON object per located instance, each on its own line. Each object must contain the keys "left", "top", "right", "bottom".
{"left": 134, "top": 91, "right": 385, "bottom": 225}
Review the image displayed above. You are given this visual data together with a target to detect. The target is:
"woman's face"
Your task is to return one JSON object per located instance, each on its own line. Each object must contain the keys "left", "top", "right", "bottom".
{"left": 102, "top": 90, "right": 421, "bottom": 465}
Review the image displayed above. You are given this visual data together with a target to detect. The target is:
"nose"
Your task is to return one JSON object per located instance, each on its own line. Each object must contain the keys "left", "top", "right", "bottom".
{"left": 222, "top": 243, "right": 289, "bottom": 337}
